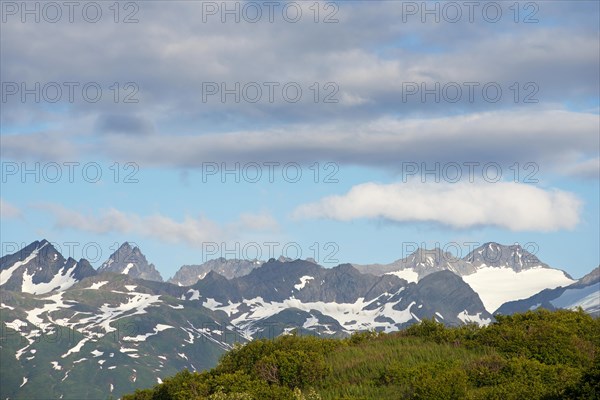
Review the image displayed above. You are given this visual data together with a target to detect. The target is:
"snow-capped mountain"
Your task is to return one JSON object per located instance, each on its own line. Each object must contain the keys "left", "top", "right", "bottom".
{"left": 0, "top": 240, "right": 595, "bottom": 399}
{"left": 464, "top": 242, "right": 552, "bottom": 271}
{"left": 98, "top": 242, "right": 163, "bottom": 282}
{"left": 168, "top": 257, "right": 263, "bottom": 286}
{"left": 0, "top": 240, "right": 96, "bottom": 294}
{"left": 355, "top": 242, "right": 576, "bottom": 312}
{"left": 496, "top": 266, "right": 600, "bottom": 316}
{"left": 187, "top": 258, "right": 491, "bottom": 334}
{"left": 461, "top": 243, "right": 576, "bottom": 312}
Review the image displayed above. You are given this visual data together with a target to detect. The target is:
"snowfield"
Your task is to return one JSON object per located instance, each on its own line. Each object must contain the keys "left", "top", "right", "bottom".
{"left": 21, "top": 262, "right": 79, "bottom": 295}
{"left": 385, "top": 269, "right": 419, "bottom": 283}
{"left": 294, "top": 276, "right": 314, "bottom": 290}
{"left": 463, "top": 266, "right": 576, "bottom": 312}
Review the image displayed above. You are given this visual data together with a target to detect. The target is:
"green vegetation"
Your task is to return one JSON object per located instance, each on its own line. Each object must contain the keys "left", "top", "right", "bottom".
{"left": 123, "top": 309, "right": 599, "bottom": 400}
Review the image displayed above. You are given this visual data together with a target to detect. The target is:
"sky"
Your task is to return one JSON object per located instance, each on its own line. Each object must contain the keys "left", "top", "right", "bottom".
{"left": 1, "top": 0, "right": 598, "bottom": 281}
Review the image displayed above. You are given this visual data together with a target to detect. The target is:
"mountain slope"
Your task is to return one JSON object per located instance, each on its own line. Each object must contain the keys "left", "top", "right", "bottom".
{"left": 0, "top": 274, "right": 233, "bottom": 399}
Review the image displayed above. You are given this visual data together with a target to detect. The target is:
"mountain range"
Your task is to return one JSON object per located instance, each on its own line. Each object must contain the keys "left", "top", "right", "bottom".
{"left": 0, "top": 239, "right": 597, "bottom": 399}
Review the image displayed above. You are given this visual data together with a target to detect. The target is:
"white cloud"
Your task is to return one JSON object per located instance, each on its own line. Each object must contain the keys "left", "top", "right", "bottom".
{"left": 292, "top": 181, "right": 582, "bottom": 232}
{"left": 35, "top": 204, "right": 278, "bottom": 247}
{"left": 0, "top": 198, "right": 22, "bottom": 219}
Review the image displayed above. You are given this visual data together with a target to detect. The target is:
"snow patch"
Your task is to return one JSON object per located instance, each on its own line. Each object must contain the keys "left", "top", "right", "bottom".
{"left": 87, "top": 281, "right": 109, "bottom": 290}
{"left": 385, "top": 269, "right": 419, "bottom": 283}
{"left": 61, "top": 337, "right": 89, "bottom": 358}
{"left": 294, "top": 276, "right": 314, "bottom": 290}
{"left": 231, "top": 296, "right": 415, "bottom": 334}
{"left": 21, "top": 261, "right": 79, "bottom": 295}
{"left": 202, "top": 298, "right": 222, "bottom": 309}
{"left": 187, "top": 289, "right": 200, "bottom": 301}
{"left": 120, "top": 347, "right": 138, "bottom": 353}
{"left": 123, "top": 323, "right": 174, "bottom": 342}
{"left": 122, "top": 263, "right": 135, "bottom": 275}
{"left": 463, "top": 267, "right": 576, "bottom": 312}
{"left": 457, "top": 310, "right": 492, "bottom": 326}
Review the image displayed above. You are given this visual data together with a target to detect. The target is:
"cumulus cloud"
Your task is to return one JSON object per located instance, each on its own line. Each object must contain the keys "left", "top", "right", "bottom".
{"left": 34, "top": 204, "right": 278, "bottom": 247}
{"left": 0, "top": 198, "right": 22, "bottom": 219}
{"left": 292, "top": 181, "right": 582, "bottom": 232}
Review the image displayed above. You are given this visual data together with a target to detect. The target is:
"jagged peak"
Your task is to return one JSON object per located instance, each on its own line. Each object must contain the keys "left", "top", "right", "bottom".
{"left": 464, "top": 242, "right": 545, "bottom": 269}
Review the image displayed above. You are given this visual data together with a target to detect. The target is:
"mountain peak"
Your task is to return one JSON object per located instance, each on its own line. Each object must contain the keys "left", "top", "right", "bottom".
{"left": 98, "top": 243, "right": 163, "bottom": 282}
{"left": 168, "top": 257, "right": 263, "bottom": 286}
{"left": 0, "top": 240, "right": 96, "bottom": 294}
{"left": 465, "top": 242, "right": 548, "bottom": 272}
{"left": 407, "top": 247, "right": 452, "bottom": 264}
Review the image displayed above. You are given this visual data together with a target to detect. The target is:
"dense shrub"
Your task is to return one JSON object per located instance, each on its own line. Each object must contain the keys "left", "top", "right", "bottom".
{"left": 124, "top": 310, "right": 599, "bottom": 400}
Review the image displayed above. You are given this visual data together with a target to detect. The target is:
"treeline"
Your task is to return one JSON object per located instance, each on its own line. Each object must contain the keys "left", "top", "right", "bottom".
{"left": 123, "top": 309, "right": 599, "bottom": 399}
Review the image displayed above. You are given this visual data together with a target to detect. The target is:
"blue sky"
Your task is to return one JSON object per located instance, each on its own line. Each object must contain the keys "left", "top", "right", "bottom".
{"left": 1, "top": 1, "right": 598, "bottom": 280}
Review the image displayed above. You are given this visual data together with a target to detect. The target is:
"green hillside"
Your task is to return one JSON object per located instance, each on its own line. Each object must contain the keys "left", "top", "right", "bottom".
{"left": 123, "top": 309, "right": 599, "bottom": 400}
